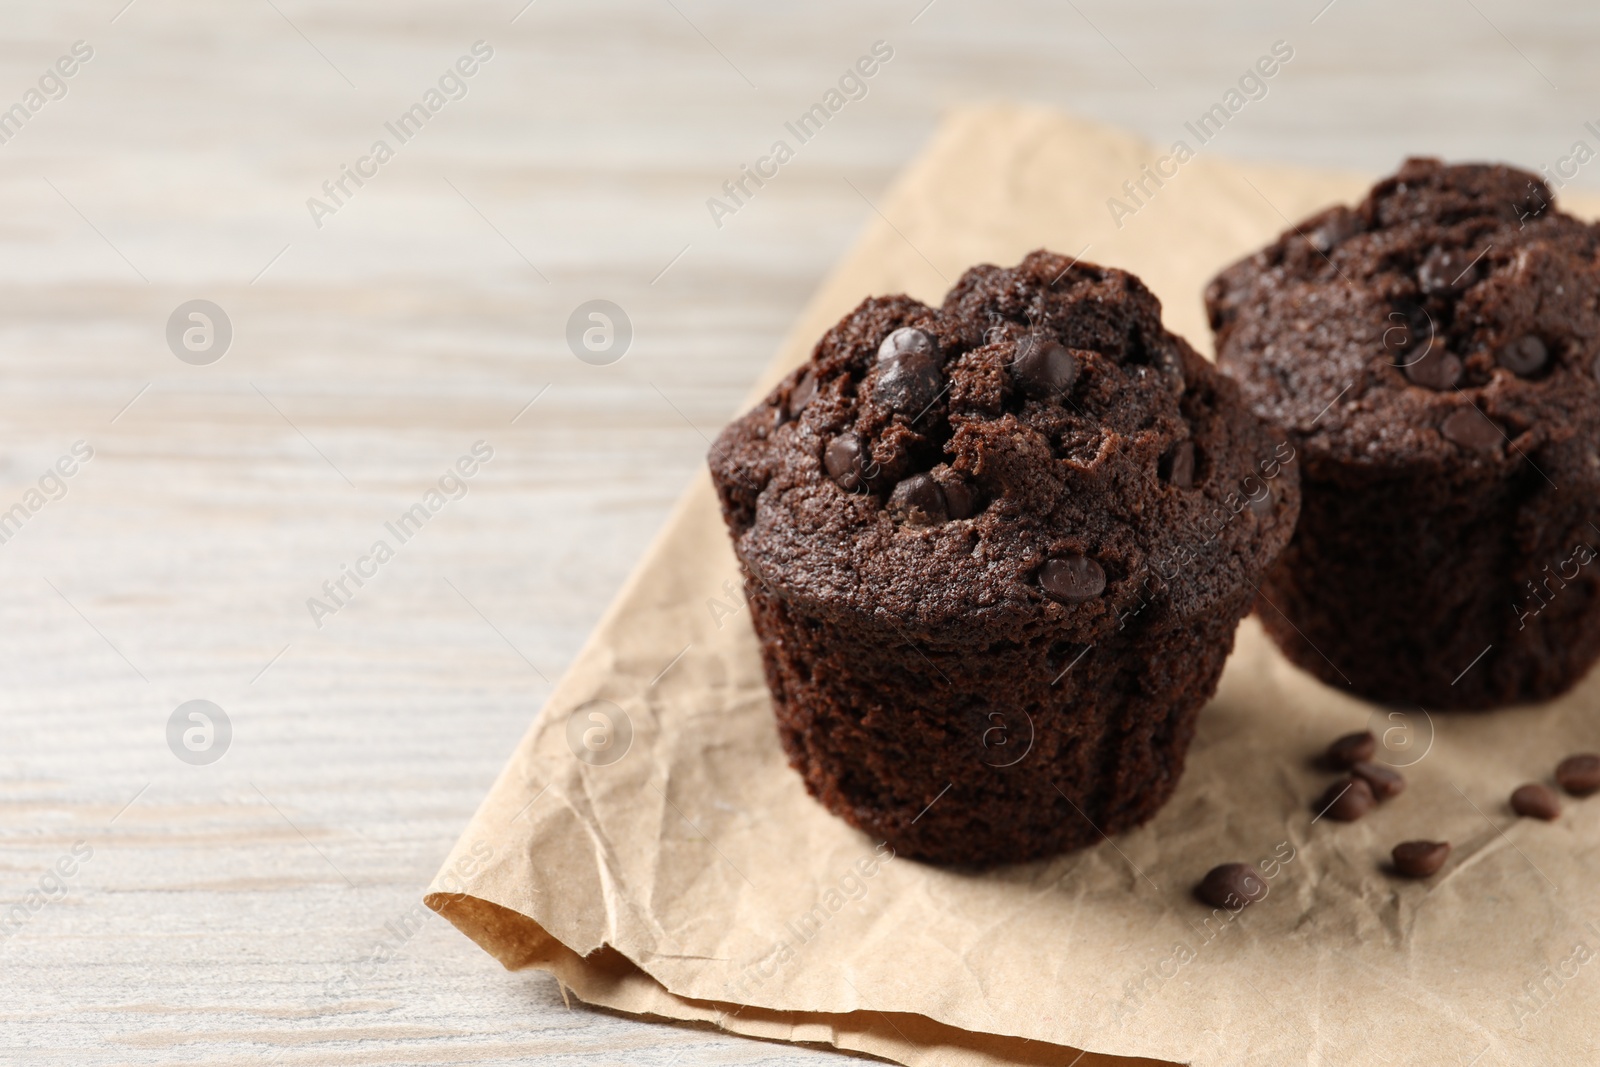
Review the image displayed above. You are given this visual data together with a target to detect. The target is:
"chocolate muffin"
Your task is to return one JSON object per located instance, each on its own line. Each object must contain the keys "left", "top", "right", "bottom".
{"left": 709, "top": 250, "right": 1298, "bottom": 866}
{"left": 1207, "top": 159, "right": 1600, "bottom": 710}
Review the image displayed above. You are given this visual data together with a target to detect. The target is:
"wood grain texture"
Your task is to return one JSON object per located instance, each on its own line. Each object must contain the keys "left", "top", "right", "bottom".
{"left": 1, "top": 0, "right": 1594, "bottom": 1062}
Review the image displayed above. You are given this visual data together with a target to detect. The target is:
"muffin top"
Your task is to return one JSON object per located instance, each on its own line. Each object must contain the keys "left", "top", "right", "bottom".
{"left": 708, "top": 250, "right": 1297, "bottom": 641}
{"left": 1207, "top": 158, "right": 1600, "bottom": 474}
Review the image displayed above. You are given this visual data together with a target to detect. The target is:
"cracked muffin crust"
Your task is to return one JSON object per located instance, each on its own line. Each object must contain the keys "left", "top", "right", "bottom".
{"left": 1208, "top": 158, "right": 1600, "bottom": 709}
{"left": 709, "top": 250, "right": 1298, "bottom": 865}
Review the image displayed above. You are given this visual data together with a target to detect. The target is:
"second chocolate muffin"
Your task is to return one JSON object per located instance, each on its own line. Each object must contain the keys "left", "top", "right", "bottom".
{"left": 1207, "top": 159, "right": 1600, "bottom": 710}
{"left": 710, "top": 250, "right": 1298, "bottom": 866}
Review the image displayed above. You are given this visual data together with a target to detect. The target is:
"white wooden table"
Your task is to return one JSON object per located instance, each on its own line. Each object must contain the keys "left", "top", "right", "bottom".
{"left": 3, "top": 1, "right": 1593, "bottom": 1062}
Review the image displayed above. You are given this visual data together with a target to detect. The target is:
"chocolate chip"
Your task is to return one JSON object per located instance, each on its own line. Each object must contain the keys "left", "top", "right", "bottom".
{"left": 788, "top": 369, "right": 818, "bottom": 417}
{"left": 887, "top": 474, "right": 947, "bottom": 526}
{"left": 1441, "top": 408, "right": 1502, "bottom": 451}
{"left": 1324, "top": 730, "right": 1376, "bottom": 770}
{"left": 1309, "top": 210, "right": 1363, "bottom": 254}
{"left": 1249, "top": 485, "right": 1274, "bottom": 517}
{"left": 1555, "top": 753, "right": 1600, "bottom": 797}
{"left": 1419, "top": 247, "right": 1479, "bottom": 295}
{"left": 1593, "top": 352, "right": 1600, "bottom": 384}
{"left": 1511, "top": 782, "right": 1561, "bottom": 820}
{"left": 878, "top": 325, "right": 937, "bottom": 363}
{"left": 1403, "top": 346, "right": 1462, "bottom": 391}
{"left": 824, "top": 433, "right": 868, "bottom": 491}
{"left": 1011, "top": 337, "right": 1079, "bottom": 399}
{"left": 1351, "top": 760, "right": 1405, "bottom": 801}
{"left": 1499, "top": 335, "right": 1548, "bottom": 376}
{"left": 874, "top": 328, "right": 944, "bottom": 415}
{"left": 1514, "top": 183, "right": 1551, "bottom": 223}
{"left": 1315, "top": 776, "right": 1375, "bottom": 821}
{"left": 1391, "top": 840, "right": 1450, "bottom": 878}
{"left": 940, "top": 477, "right": 979, "bottom": 520}
{"left": 1383, "top": 302, "right": 1433, "bottom": 358}
{"left": 1161, "top": 441, "right": 1195, "bottom": 489}
{"left": 1152, "top": 348, "right": 1187, "bottom": 395}
{"left": 1039, "top": 555, "right": 1106, "bottom": 604}
{"left": 1196, "top": 863, "right": 1267, "bottom": 910}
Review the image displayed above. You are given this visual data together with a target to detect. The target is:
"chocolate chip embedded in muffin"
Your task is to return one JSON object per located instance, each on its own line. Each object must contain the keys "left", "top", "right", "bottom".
{"left": 872, "top": 326, "right": 945, "bottom": 414}
{"left": 1440, "top": 408, "right": 1502, "bottom": 451}
{"left": 932, "top": 467, "right": 980, "bottom": 519}
{"left": 1419, "top": 247, "right": 1480, "bottom": 295}
{"left": 888, "top": 473, "right": 947, "bottom": 526}
{"left": 707, "top": 249, "right": 1300, "bottom": 865}
{"left": 824, "top": 433, "right": 870, "bottom": 491}
{"left": 1160, "top": 440, "right": 1196, "bottom": 489}
{"left": 1207, "top": 158, "right": 1600, "bottom": 710}
{"left": 1010, "top": 336, "right": 1080, "bottom": 399}
{"left": 1039, "top": 555, "right": 1106, "bottom": 604}
{"left": 788, "top": 368, "right": 819, "bottom": 417}
{"left": 1403, "top": 345, "right": 1463, "bottom": 391}
{"left": 1383, "top": 302, "right": 1433, "bottom": 361}
{"left": 1308, "top": 207, "right": 1364, "bottom": 254}
{"left": 1499, "top": 335, "right": 1549, "bottom": 377}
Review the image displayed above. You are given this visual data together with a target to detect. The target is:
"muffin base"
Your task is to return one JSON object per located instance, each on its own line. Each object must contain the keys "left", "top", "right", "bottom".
{"left": 745, "top": 579, "right": 1254, "bottom": 867}
{"left": 1258, "top": 462, "right": 1600, "bottom": 710}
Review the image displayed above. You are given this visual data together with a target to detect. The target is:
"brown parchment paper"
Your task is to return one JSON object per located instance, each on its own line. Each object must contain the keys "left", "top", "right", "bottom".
{"left": 427, "top": 105, "right": 1600, "bottom": 1066}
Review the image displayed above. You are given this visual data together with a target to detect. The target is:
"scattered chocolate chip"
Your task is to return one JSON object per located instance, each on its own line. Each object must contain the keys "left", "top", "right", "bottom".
{"left": 873, "top": 328, "right": 944, "bottom": 415}
{"left": 1315, "top": 776, "right": 1376, "bottom": 821}
{"left": 940, "top": 477, "right": 979, "bottom": 520}
{"left": 788, "top": 369, "right": 818, "bottom": 417}
{"left": 824, "top": 433, "right": 868, "bottom": 492}
{"left": 1352, "top": 760, "right": 1406, "bottom": 801}
{"left": 1391, "top": 840, "right": 1450, "bottom": 878}
{"left": 1011, "top": 337, "right": 1079, "bottom": 399}
{"left": 1039, "top": 555, "right": 1106, "bottom": 604}
{"left": 1419, "top": 247, "right": 1479, "bottom": 295}
{"left": 1498, "top": 335, "right": 1548, "bottom": 377}
{"left": 1511, "top": 782, "right": 1561, "bottom": 820}
{"left": 1161, "top": 441, "right": 1195, "bottom": 489}
{"left": 1593, "top": 352, "right": 1600, "bottom": 384}
{"left": 1555, "top": 753, "right": 1600, "bottom": 797}
{"left": 887, "top": 474, "right": 947, "bottom": 526}
{"left": 1324, "top": 730, "right": 1377, "bottom": 770}
{"left": 1403, "top": 346, "right": 1463, "bottom": 391}
{"left": 1196, "top": 863, "right": 1267, "bottom": 909}
{"left": 1441, "top": 408, "right": 1503, "bottom": 451}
